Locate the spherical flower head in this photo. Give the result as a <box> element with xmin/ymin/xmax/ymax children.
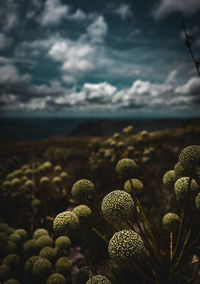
<box><xmin>46</xmin><ymin>273</ymin><xmax>66</xmax><ymax>284</ymax></box>
<box><xmin>86</xmin><ymin>275</ymin><xmax>111</xmax><ymax>284</ymax></box>
<box><xmin>73</xmin><ymin>205</ymin><xmax>92</xmax><ymax>223</ymax></box>
<box><xmin>33</xmin><ymin>258</ymin><xmax>52</xmax><ymax>279</ymax></box>
<box><xmin>13</xmin><ymin>169</ymin><xmax>23</xmax><ymax>178</ymax></box>
<box><xmin>53</xmin><ymin>211</ymin><xmax>79</xmax><ymax>235</ymax></box>
<box><xmin>53</xmin><ymin>176</ymin><xmax>62</xmax><ymax>186</ymax></box>
<box><xmin>0</xmin><ymin>222</ymin><xmax>9</xmax><ymax>232</ymax></box>
<box><xmin>113</xmin><ymin>132</ymin><xmax>121</xmax><ymax>140</ymax></box>
<box><xmin>24</xmin><ymin>180</ymin><xmax>33</xmax><ymax>190</ymax></box>
<box><xmin>174</xmin><ymin>162</ymin><xmax>190</xmax><ymax>179</ymax></box>
<box><xmin>123</xmin><ymin>125</ymin><xmax>134</xmax><ymax>135</ymax></box>
<box><xmin>76</xmin><ymin>266</ymin><xmax>94</xmax><ymax>284</ymax></box>
<box><xmin>108</xmin><ymin>230</ymin><xmax>145</xmax><ymax>265</ymax></box>
<box><xmin>6</xmin><ymin>241</ymin><xmax>17</xmax><ymax>254</ymax></box>
<box><xmin>40</xmin><ymin>176</ymin><xmax>50</xmax><ymax>186</ymax></box>
<box><xmin>115</xmin><ymin>158</ymin><xmax>138</xmax><ymax>179</ymax></box>
<box><xmin>162</xmin><ymin>213</ymin><xmax>180</xmax><ymax>231</ymax></box>
<box><xmin>54</xmin><ymin>166</ymin><xmax>62</xmax><ymax>173</ymax></box>
<box><xmin>195</xmin><ymin>193</ymin><xmax>200</xmax><ymax>210</ymax></box>
<box><xmin>39</xmin><ymin>246</ymin><xmax>56</xmax><ymax>262</ymax></box>
<box><xmin>101</xmin><ymin>190</ymin><xmax>134</xmax><ymax>224</ymax></box>
<box><xmin>24</xmin><ymin>168</ymin><xmax>33</xmax><ymax>178</ymax></box>
<box><xmin>2</xmin><ymin>254</ymin><xmax>20</xmax><ymax>270</ymax></box>
<box><xmin>71</xmin><ymin>179</ymin><xmax>95</xmax><ymax>203</ymax></box>
<box><xmin>0</xmin><ymin>264</ymin><xmax>10</xmax><ymax>281</ymax></box>
<box><xmin>55</xmin><ymin>236</ymin><xmax>71</xmax><ymax>250</ymax></box>
<box><xmin>33</xmin><ymin>228</ymin><xmax>49</xmax><ymax>239</ymax></box>
<box><xmin>24</xmin><ymin>255</ymin><xmax>41</xmax><ymax>275</ymax></box>
<box><xmin>140</xmin><ymin>130</ymin><xmax>149</xmax><ymax>138</ymax></box>
<box><xmin>124</xmin><ymin>179</ymin><xmax>144</xmax><ymax>195</ymax></box>
<box><xmin>14</xmin><ymin>229</ymin><xmax>28</xmax><ymax>241</ymax></box>
<box><xmin>127</xmin><ymin>146</ymin><xmax>135</xmax><ymax>154</ymax></box>
<box><xmin>4</xmin><ymin>279</ymin><xmax>20</xmax><ymax>284</ymax></box>
<box><xmin>162</xmin><ymin>170</ymin><xmax>177</xmax><ymax>189</ymax></box>
<box><xmin>174</xmin><ymin>177</ymin><xmax>199</xmax><ymax>201</ymax></box>
<box><xmin>22</xmin><ymin>164</ymin><xmax>29</xmax><ymax>171</ymax></box>
<box><xmin>179</xmin><ymin>145</ymin><xmax>200</xmax><ymax>171</ymax></box>
<box><xmin>43</xmin><ymin>161</ymin><xmax>52</xmax><ymax>170</ymax></box>
<box><xmin>117</xmin><ymin>141</ymin><xmax>125</xmax><ymax>149</ymax></box>
<box><xmin>60</xmin><ymin>172</ymin><xmax>69</xmax><ymax>182</ymax></box>
<box><xmin>37</xmin><ymin>235</ymin><xmax>53</xmax><ymax>250</ymax></box>
<box><xmin>2</xmin><ymin>181</ymin><xmax>11</xmax><ymax>190</ymax></box>
<box><xmin>9</xmin><ymin>233</ymin><xmax>21</xmax><ymax>245</ymax></box>
<box><xmin>32</xmin><ymin>198</ymin><xmax>41</xmax><ymax>209</ymax></box>
<box><xmin>23</xmin><ymin>239</ymin><xmax>39</xmax><ymax>256</ymax></box>
<box><xmin>10</xmin><ymin>178</ymin><xmax>21</xmax><ymax>188</ymax></box>
<box><xmin>55</xmin><ymin>257</ymin><xmax>72</xmax><ymax>275</ymax></box>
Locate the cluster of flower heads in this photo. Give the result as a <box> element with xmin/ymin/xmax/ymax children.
<box><xmin>162</xmin><ymin>145</ymin><xmax>200</xmax><ymax>230</ymax></box>
<box><xmin>0</xmin><ymin>222</ymin><xmax>73</xmax><ymax>283</ymax></box>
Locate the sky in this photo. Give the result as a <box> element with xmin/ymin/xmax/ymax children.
<box><xmin>0</xmin><ymin>0</ymin><xmax>200</xmax><ymax>118</ymax></box>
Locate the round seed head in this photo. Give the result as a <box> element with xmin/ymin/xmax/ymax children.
<box><xmin>115</xmin><ymin>158</ymin><xmax>138</xmax><ymax>178</ymax></box>
<box><xmin>195</xmin><ymin>193</ymin><xmax>200</xmax><ymax>209</ymax></box>
<box><xmin>53</xmin><ymin>211</ymin><xmax>79</xmax><ymax>235</ymax></box>
<box><xmin>162</xmin><ymin>213</ymin><xmax>180</xmax><ymax>231</ymax></box>
<box><xmin>9</xmin><ymin>233</ymin><xmax>21</xmax><ymax>245</ymax></box>
<box><xmin>86</xmin><ymin>275</ymin><xmax>111</xmax><ymax>284</ymax></box>
<box><xmin>24</xmin><ymin>255</ymin><xmax>41</xmax><ymax>275</ymax></box>
<box><xmin>32</xmin><ymin>258</ymin><xmax>52</xmax><ymax>279</ymax></box>
<box><xmin>0</xmin><ymin>264</ymin><xmax>10</xmax><ymax>281</ymax></box>
<box><xmin>2</xmin><ymin>254</ymin><xmax>20</xmax><ymax>270</ymax></box>
<box><xmin>55</xmin><ymin>236</ymin><xmax>71</xmax><ymax>250</ymax></box>
<box><xmin>124</xmin><ymin>179</ymin><xmax>144</xmax><ymax>194</ymax></box>
<box><xmin>33</xmin><ymin>228</ymin><xmax>49</xmax><ymax>239</ymax></box>
<box><xmin>40</xmin><ymin>176</ymin><xmax>50</xmax><ymax>186</ymax></box>
<box><xmin>174</xmin><ymin>177</ymin><xmax>199</xmax><ymax>201</ymax></box>
<box><xmin>23</xmin><ymin>239</ymin><xmax>39</xmax><ymax>256</ymax></box>
<box><xmin>60</xmin><ymin>172</ymin><xmax>69</xmax><ymax>182</ymax></box>
<box><xmin>76</xmin><ymin>266</ymin><xmax>94</xmax><ymax>284</ymax></box>
<box><xmin>174</xmin><ymin>162</ymin><xmax>190</xmax><ymax>179</ymax></box>
<box><xmin>55</xmin><ymin>257</ymin><xmax>72</xmax><ymax>275</ymax></box>
<box><xmin>162</xmin><ymin>170</ymin><xmax>177</xmax><ymax>189</ymax></box>
<box><xmin>37</xmin><ymin>235</ymin><xmax>53</xmax><ymax>250</ymax></box>
<box><xmin>39</xmin><ymin>246</ymin><xmax>56</xmax><ymax>262</ymax></box>
<box><xmin>46</xmin><ymin>273</ymin><xmax>66</xmax><ymax>284</ymax></box>
<box><xmin>179</xmin><ymin>145</ymin><xmax>200</xmax><ymax>171</ymax></box>
<box><xmin>53</xmin><ymin>176</ymin><xmax>62</xmax><ymax>186</ymax></box>
<box><xmin>14</xmin><ymin>229</ymin><xmax>28</xmax><ymax>241</ymax></box>
<box><xmin>101</xmin><ymin>190</ymin><xmax>134</xmax><ymax>224</ymax></box>
<box><xmin>73</xmin><ymin>205</ymin><xmax>92</xmax><ymax>223</ymax></box>
<box><xmin>108</xmin><ymin>230</ymin><xmax>145</xmax><ymax>265</ymax></box>
<box><xmin>71</xmin><ymin>179</ymin><xmax>95</xmax><ymax>203</ymax></box>
<box><xmin>54</xmin><ymin>166</ymin><xmax>62</xmax><ymax>173</ymax></box>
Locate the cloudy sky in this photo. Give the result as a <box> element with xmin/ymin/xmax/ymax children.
<box><xmin>0</xmin><ymin>0</ymin><xmax>200</xmax><ymax>117</ymax></box>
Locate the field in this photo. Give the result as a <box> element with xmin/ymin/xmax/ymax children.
<box><xmin>1</xmin><ymin>123</ymin><xmax>200</xmax><ymax>284</ymax></box>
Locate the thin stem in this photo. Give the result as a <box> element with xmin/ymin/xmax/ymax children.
<box><xmin>181</xmin><ymin>14</ymin><xmax>200</xmax><ymax>77</ymax></box>
<box><xmin>92</xmin><ymin>226</ymin><xmax>109</xmax><ymax>244</ymax></box>
<box><xmin>170</xmin><ymin>232</ymin><xmax>173</xmax><ymax>263</ymax></box>
<box><xmin>173</xmin><ymin>229</ymin><xmax>191</xmax><ymax>271</ymax></box>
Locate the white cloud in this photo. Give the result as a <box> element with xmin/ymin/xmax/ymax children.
<box><xmin>48</xmin><ymin>39</ymin><xmax>95</xmax><ymax>77</ymax></box>
<box><xmin>175</xmin><ymin>77</ymin><xmax>200</xmax><ymax>94</ymax></box>
<box><xmin>40</xmin><ymin>0</ymin><xmax>69</xmax><ymax>26</ymax></box>
<box><xmin>153</xmin><ymin>0</ymin><xmax>200</xmax><ymax>20</ymax></box>
<box><xmin>87</xmin><ymin>15</ymin><xmax>108</xmax><ymax>43</ymax></box>
<box><xmin>114</xmin><ymin>4</ymin><xmax>133</xmax><ymax>20</ymax></box>
<box><xmin>69</xmin><ymin>9</ymin><xmax>87</xmax><ymax>21</ymax></box>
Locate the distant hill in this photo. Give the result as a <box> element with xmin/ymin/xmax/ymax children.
<box><xmin>69</xmin><ymin>117</ymin><xmax>200</xmax><ymax>137</ymax></box>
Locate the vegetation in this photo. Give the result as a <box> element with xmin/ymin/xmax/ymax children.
<box><xmin>0</xmin><ymin>124</ymin><xmax>200</xmax><ymax>283</ymax></box>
